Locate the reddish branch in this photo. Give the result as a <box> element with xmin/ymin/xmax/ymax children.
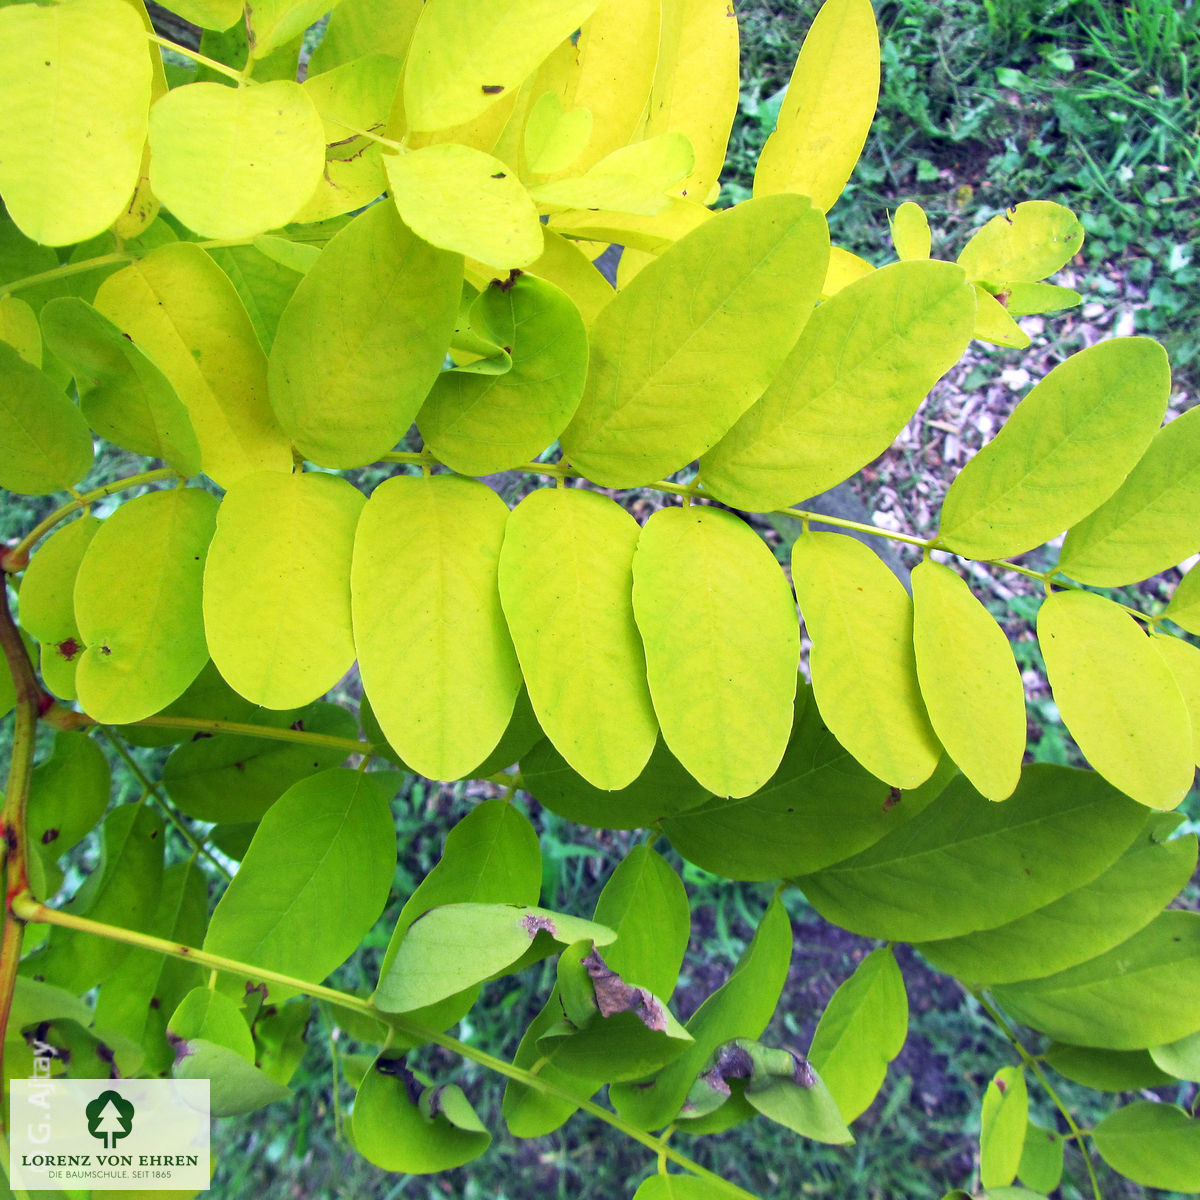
<box><xmin>0</xmin><ymin>574</ymin><xmax>45</xmax><ymax>1129</ymax></box>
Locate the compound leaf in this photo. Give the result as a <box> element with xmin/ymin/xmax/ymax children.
<box><xmin>0</xmin><ymin>343</ymin><xmax>93</xmax><ymax>496</ymax></box>
<box><xmin>203</xmin><ymin>470</ymin><xmax>364</xmax><ymax>708</ymax></box>
<box><xmin>268</xmin><ymin>201</ymin><xmax>461</xmax><ymax>468</ymax></box>
<box><xmin>40</xmin><ymin>297</ymin><xmax>201</xmax><ymax>475</ymax></box>
<box><xmin>420</xmin><ymin>275</ymin><xmax>588</xmax><ymax>475</ymax></box>
<box><xmin>1058</xmin><ymin>404</ymin><xmax>1200</xmax><ymax>586</ymax></box>
<box><xmin>95</xmin><ymin>242</ymin><xmax>292</xmax><ymax>487</ymax></box>
<box><xmin>374</xmin><ymin>903</ymin><xmax>615</xmax><ymax>1013</ymax></box>
<box><xmin>917</xmin><ymin>815</ymin><xmax>1197</xmax><ymax>985</ymax></box>
<box><xmin>808</xmin><ymin>946</ymin><xmax>907</xmax><ymax>1122</ymax></box>
<box><xmin>204</xmin><ymin>768</ymin><xmax>397</xmax><ymax>1002</ymax></box>
<box><xmin>560</xmin><ymin>194</ymin><xmax>829</xmax><ymax>487</ymax></box>
<box><xmin>352</xmin><ymin>475</ymin><xmax>521</xmax><ymax>781</ymax></box>
<box><xmin>402</xmin><ymin>0</ymin><xmax>602</xmax><ymax>132</ymax></box>
<box><xmin>795</xmin><ymin>765</ymin><xmax>1147</xmax><ymax>941</ymax></box>
<box><xmin>753</xmin><ymin>0</ymin><xmax>879</xmax><ymax>212</ymax></box>
<box><xmin>911</xmin><ymin>559</ymin><xmax>1025</xmax><ymax>801</ymax></box>
<box><xmin>0</xmin><ymin>0</ymin><xmax>151</xmax><ymax>245</ymax></box>
<box><xmin>632</xmin><ymin>505</ymin><xmax>799</xmax><ymax>798</ymax></box>
<box><xmin>792</xmin><ymin>532</ymin><xmax>940</xmax><ymax>788</ymax></box>
<box><xmin>938</xmin><ymin>339</ymin><xmax>1170</xmax><ymax>559</ymax></box>
<box><xmin>74</xmin><ymin>488</ymin><xmax>218</xmax><ymax>724</ymax></box>
<box><xmin>610</xmin><ymin>895</ymin><xmax>792</xmax><ymax>1131</ymax></box>
<box><xmin>384</xmin><ymin>145</ymin><xmax>544</xmax><ymax>269</ymax></box>
<box><xmin>1038</xmin><ymin>589</ymin><xmax>1193</xmax><ymax>809</ymax></box>
<box><xmin>993</xmin><ymin>911</ymin><xmax>1200</xmax><ymax>1050</ymax></box>
<box><xmin>701</xmin><ymin>260</ymin><xmax>974</xmax><ymax>511</ymax></box>
<box><xmin>499</xmin><ymin>488</ymin><xmax>657</xmax><ymax>790</ymax></box>
<box><xmin>980</xmin><ymin>1067</ymin><xmax>1028</xmax><ymax>1189</ymax></box>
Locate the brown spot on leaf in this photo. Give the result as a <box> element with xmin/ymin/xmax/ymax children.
<box><xmin>582</xmin><ymin>947</ymin><xmax>667</xmax><ymax>1031</ymax></box>
<box><xmin>522</xmin><ymin>913</ymin><xmax>557</xmax><ymax>938</ymax></box>
<box><xmin>99</xmin><ymin>644</ymin><xmax>112</xmax><ymax>656</ymax></box>
<box><xmin>375</xmin><ymin>1054</ymin><xmax>422</xmax><ymax>1104</ymax></box>
<box><xmin>481</xmin><ymin>84</ymin><xmax>504</xmax><ymax>94</ymax></box>
<box><xmin>883</xmin><ymin>786</ymin><xmax>901</xmax><ymax>812</ymax></box>
<box><xmin>41</xmin><ymin>828</ymin><xmax>60</xmax><ymax>845</ymax></box>
<box><xmin>495</xmin><ymin>268</ymin><xmax>523</xmax><ymax>292</ymax></box>
<box><xmin>56</xmin><ymin>637</ymin><xmax>80</xmax><ymax>660</ymax></box>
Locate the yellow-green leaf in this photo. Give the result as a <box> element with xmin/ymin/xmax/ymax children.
<box><xmin>39</xmin><ymin>297</ymin><xmax>202</xmax><ymax>476</ymax></box>
<box><xmin>0</xmin><ymin>343</ymin><xmax>93</xmax><ymax>496</ymax></box>
<box><xmin>402</xmin><ymin>0</ymin><xmax>602</xmax><ymax>133</ymax></box>
<box><xmin>1038</xmin><ymin>589</ymin><xmax>1193</xmax><ymax>809</ymax></box>
<box><xmin>547</xmin><ymin>197</ymin><xmax>712</xmax><ymax>255</ymax></box>
<box><xmin>499</xmin><ymin>488</ymin><xmax>657</xmax><ymax>790</ymax></box>
<box><xmin>530</xmin><ymin>134</ymin><xmax>695</xmax><ymax>215</ymax></box>
<box><xmin>384</xmin><ymin>144</ymin><xmax>544</xmax><ymax>269</ymax></box>
<box><xmin>792</xmin><ymin>532</ymin><xmax>940</xmax><ymax>788</ymax></box>
<box><xmin>246</xmin><ymin>0</ymin><xmax>337</xmax><ymax>59</ymax></box>
<box><xmin>911</xmin><ymin>560</ymin><xmax>1025</xmax><ymax>801</ymax></box>
<box><xmin>980</xmin><ymin>1067</ymin><xmax>1028</xmax><ymax>1189</ymax></box>
<box><xmin>808</xmin><ymin>946</ymin><xmax>908</xmax><ymax>1123</ymax></box>
<box><xmin>1151</xmin><ymin>635</ymin><xmax>1200</xmax><ymax>767</ymax></box>
<box><xmin>561</xmin><ymin>194</ymin><xmax>830</xmax><ymax>487</ymax></box>
<box><xmin>632</xmin><ymin>506</ymin><xmax>799</xmax><ymax>798</ymax></box>
<box><xmin>957</xmin><ymin>201</ymin><xmax>1084</xmax><ymax>287</ymax></box>
<box><xmin>523</xmin><ymin>92</ymin><xmax>593</xmax><ymax>176</ymax></box>
<box><xmin>938</xmin><ymin>338</ymin><xmax>1170</xmax><ymax>560</ymax></box>
<box><xmin>1093</xmin><ymin>1102</ymin><xmax>1200</xmax><ymax>1193</ymax></box>
<box><xmin>753</xmin><ymin>0</ymin><xmax>879</xmax><ymax>212</ymax></box>
<box><xmin>525</xmin><ymin>231</ymin><xmax>614</xmax><ymax>326</ymax></box>
<box><xmin>640</xmin><ymin>0</ymin><xmax>740</xmax><ymax>204</ymax></box>
<box><xmin>352</xmin><ymin>475</ymin><xmax>521</xmax><ymax>780</ymax></box>
<box><xmin>701</xmin><ymin>260</ymin><xmax>975</xmax><ymax>511</ymax></box>
<box><xmin>268</xmin><ymin>202</ymin><xmax>461</xmax><ymax>468</ymax></box>
<box><xmin>308</xmin><ymin>0</ymin><xmax>421</xmax><ymax>73</ymax></box>
<box><xmin>1167</xmin><ymin>563</ymin><xmax>1200</xmax><ymax>636</ymax></box>
<box><xmin>1006</xmin><ymin>281</ymin><xmax>1081</xmax><ymax>315</ymax></box>
<box><xmin>531</xmin><ymin>0</ymin><xmax>658</xmax><ymax>175</ymax></box>
<box><xmin>203</xmin><ymin>471</ymin><xmax>365</xmax><ymax>709</ymax></box>
<box><xmin>418</xmin><ymin>274</ymin><xmax>588</xmax><ymax>475</ymax></box>
<box><xmin>1058</xmin><ymin>406</ymin><xmax>1200</xmax><ymax>586</ymax></box>
<box><xmin>161</xmin><ymin>0</ymin><xmax>241</xmax><ymax>29</ymax></box>
<box><xmin>149</xmin><ymin>81</ymin><xmax>326</xmax><ymax>239</ymax></box>
<box><xmin>95</xmin><ymin>243</ymin><xmax>291</xmax><ymax>487</ymax></box>
<box><xmin>822</xmin><ymin>244</ymin><xmax>874</xmax><ymax>297</ymax></box>
<box><xmin>293</xmin><ymin>54</ymin><xmax>399</xmax><ymax>223</ymax></box>
<box><xmin>891</xmin><ymin>201</ymin><xmax>931</xmax><ymax>260</ymax></box>
<box><xmin>19</xmin><ymin>517</ymin><xmax>102</xmax><ymax>649</ymax></box>
<box><xmin>74</xmin><ymin>488</ymin><xmax>219</xmax><ymax>724</ymax></box>
<box><xmin>0</xmin><ymin>0</ymin><xmax>151</xmax><ymax>246</ymax></box>
<box><xmin>0</xmin><ymin>295</ymin><xmax>41</xmax><ymax>366</ymax></box>
<box><xmin>973</xmin><ymin>285</ymin><xmax>1031</xmax><ymax>349</ymax></box>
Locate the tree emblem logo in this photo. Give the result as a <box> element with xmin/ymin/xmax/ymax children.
<box><xmin>85</xmin><ymin>1090</ymin><xmax>134</xmax><ymax>1149</ymax></box>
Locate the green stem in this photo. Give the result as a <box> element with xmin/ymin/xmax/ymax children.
<box><xmin>5</xmin><ymin>468</ymin><xmax>180</xmax><ymax>568</ymax></box>
<box><xmin>97</xmin><ymin>727</ymin><xmax>233</xmax><ymax>883</ymax></box>
<box><xmin>975</xmin><ymin>992</ymin><xmax>1103</xmax><ymax>1200</ymax></box>
<box><xmin>775</xmin><ymin>502</ymin><xmax>931</xmax><ymax>550</ymax></box>
<box><xmin>11</xmin><ymin>893</ymin><xmax>760</xmax><ymax>1200</ymax></box>
<box><xmin>0</xmin><ymin>253</ymin><xmax>133</xmax><ymax>298</ymax></box>
<box><xmin>146</xmin><ymin>32</ymin><xmax>244</xmax><ymax>83</ymax></box>
<box><xmin>126</xmin><ymin>715</ymin><xmax>375</xmax><ymax>757</ymax></box>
